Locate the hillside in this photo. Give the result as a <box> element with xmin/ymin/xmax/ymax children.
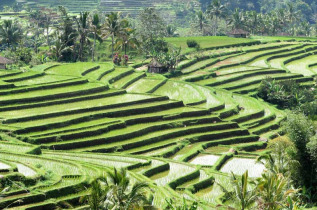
<box><xmin>0</xmin><ymin>36</ymin><xmax>316</xmax><ymax>208</ymax></box>
<box><xmin>16</xmin><ymin>0</ymin><xmax>199</xmax><ymax>16</ymax></box>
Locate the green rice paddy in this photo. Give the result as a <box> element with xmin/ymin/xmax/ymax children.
<box><xmin>0</xmin><ymin>37</ymin><xmax>316</xmax><ymax>209</ymax></box>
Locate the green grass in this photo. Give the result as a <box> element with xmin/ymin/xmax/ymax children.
<box><xmin>166</xmin><ymin>36</ymin><xmax>257</xmax><ymax>54</ymax></box>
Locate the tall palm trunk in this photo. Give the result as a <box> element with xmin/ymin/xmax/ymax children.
<box><xmin>92</xmin><ymin>32</ymin><xmax>96</xmax><ymax>61</ymax></box>
<box><xmin>111</xmin><ymin>33</ymin><xmax>115</xmax><ymax>58</ymax></box>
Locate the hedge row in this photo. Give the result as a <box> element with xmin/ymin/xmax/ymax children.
<box><xmin>17</xmin><ymin>100</ymin><xmax>183</xmax><ymax>135</ymax></box>
<box><xmin>5</xmin><ymin>96</ymin><xmax>169</xmax><ymax>124</ymax></box>
<box><xmin>34</xmin><ymin>121</ymin><xmax>125</xmax><ymax>144</ymax></box>
<box><xmin>0</xmin><ymin>78</ymin><xmax>88</xmax><ymax>96</ymax></box>
<box><xmin>143</xmin><ymin>162</ymin><xmax>169</xmax><ymax>177</ymax></box>
<box><xmin>224</xmin><ymin>74</ymin><xmax>302</xmax><ymax>90</ymax></box>
<box><xmin>147</xmin><ymin>79</ymin><xmax>168</xmax><ymax>93</ymax></box>
<box><xmin>0</xmin><ymin>85</ymin><xmax>109</xmax><ymax>106</ymax></box>
<box><xmin>207</xmin><ymin>69</ymin><xmax>286</xmax><ymax>87</ymax></box>
<box><xmin>186</xmin><ymin>177</ymin><xmax>214</xmax><ymax>194</ymax></box>
<box><xmin>0</xmin><ymin>89</ymin><xmax>126</xmax><ymax>112</ymax></box>
<box><xmin>120</xmin><ymin>73</ymin><xmax>146</xmax><ymax>89</ymax></box>
<box><xmin>58</xmin><ymin>122</ymin><xmax>238</xmax><ymax>151</ymax></box>
<box><xmin>96</xmin><ymin>67</ymin><xmax>115</xmax><ymax>80</ymax></box>
<box><xmin>168</xmin><ymin>170</ymin><xmax>200</xmax><ymax>190</ymax></box>
<box><xmin>233</xmin><ymin>141</ymin><xmax>267</xmax><ymax>152</ymax></box>
<box><xmin>266</xmin><ymin>45</ymin><xmax>317</xmax><ymax>62</ymax></box>
<box><xmin>212</xmin><ymin>152</ymin><xmax>234</xmax><ymax>171</ymax></box>
<box><xmin>3</xmin><ymin>72</ymin><xmax>45</xmax><ymax>83</ymax></box>
<box><xmin>81</xmin><ymin>65</ymin><xmax>100</xmax><ymax>76</ymax></box>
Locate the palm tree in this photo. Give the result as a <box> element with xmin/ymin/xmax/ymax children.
<box><xmin>207</xmin><ymin>0</ymin><xmax>227</xmax><ymax>36</ymax></box>
<box><xmin>218</xmin><ymin>171</ymin><xmax>257</xmax><ymax>210</ymax></box>
<box><xmin>80</xmin><ymin>179</ymin><xmax>110</xmax><ymax>210</ymax></box>
<box><xmin>75</xmin><ymin>11</ymin><xmax>91</xmax><ymax>61</ymax></box>
<box><xmin>227</xmin><ymin>8</ymin><xmax>245</xmax><ymax>30</ymax></box>
<box><xmin>105</xmin><ymin>168</ymin><xmax>151</xmax><ymax>209</ymax></box>
<box><xmin>0</xmin><ymin>20</ymin><xmax>23</xmax><ymax>50</ymax></box>
<box><xmin>103</xmin><ymin>12</ymin><xmax>127</xmax><ymax>58</ymax></box>
<box><xmin>285</xmin><ymin>3</ymin><xmax>300</xmax><ymax>36</ymax></box>
<box><xmin>256</xmin><ymin>173</ymin><xmax>298</xmax><ymax>210</ymax></box>
<box><xmin>245</xmin><ymin>11</ymin><xmax>259</xmax><ymax>35</ymax></box>
<box><xmin>192</xmin><ymin>11</ymin><xmax>210</xmax><ymax>35</ymax></box>
<box><xmin>115</xmin><ymin>27</ymin><xmax>139</xmax><ymax>56</ymax></box>
<box><xmin>90</xmin><ymin>13</ymin><xmax>102</xmax><ymax>61</ymax></box>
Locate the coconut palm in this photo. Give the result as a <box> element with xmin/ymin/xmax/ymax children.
<box><xmin>0</xmin><ymin>20</ymin><xmax>23</xmax><ymax>50</ymax></box>
<box><xmin>80</xmin><ymin>179</ymin><xmax>110</xmax><ymax>210</ymax></box>
<box><xmin>227</xmin><ymin>8</ymin><xmax>245</xmax><ymax>30</ymax></box>
<box><xmin>103</xmin><ymin>12</ymin><xmax>127</xmax><ymax>58</ymax></box>
<box><xmin>105</xmin><ymin>168</ymin><xmax>151</xmax><ymax>209</ymax></box>
<box><xmin>218</xmin><ymin>171</ymin><xmax>257</xmax><ymax>210</ymax></box>
<box><xmin>114</xmin><ymin>20</ymin><xmax>138</xmax><ymax>56</ymax></box>
<box><xmin>75</xmin><ymin>11</ymin><xmax>91</xmax><ymax>61</ymax></box>
<box><xmin>192</xmin><ymin>11</ymin><xmax>210</xmax><ymax>36</ymax></box>
<box><xmin>90</xmin><ymin>13</ymin><xmax>102</xmax><ymax>61</ymax></box>
<box><xmin>285</xmin><ymin>3</ymin><xmax>300</xmax><ymax>36</ymax></box>
<box><xmin>207</xmin><ymin>0</ymin><xmax>227</xmax><ymax>36</ymax></box>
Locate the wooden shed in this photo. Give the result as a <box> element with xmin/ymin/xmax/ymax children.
<box><xmin>148</xmin><ymin>58</ymin><xmax>168</xmax><ymax>74</ymax></box>
<box><xmin>228</xmin><ymin>29</ymin><xmax>250</xmax><ymax>38</ymax></box>
<box><xmin>0</xmin><ymin>57</ymin><xmax>13</xmax><ymax>69</ymax></box>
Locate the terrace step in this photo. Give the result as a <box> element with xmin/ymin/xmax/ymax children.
<box><xmin>112</xmin><ymin>72</ymin><xmax>146</xmax><ymax>89</ymax></box>
<box><xmin>2</xmin><ymin>71</ymin><xmax>44</xmax><ymax>83</ymax></box>
<box><xmin>3</xmin><ymin>94</ymin><xmax>168</xmax><ymax>124</ymax></box>
<box><xmin>31</xmin><ymin>121</ymin><xmax>126</xmax><ymax>144</ymax></box>
<box><xmin>197</xmin><ymin>69</ymin><xmax>286</xmax><ymax>87</ymax></box>
<box><xmin>11</xmin><ymin>100</ymin><xmax>185</xmax><ymax>132</ymax></box>
<box><xmin>127</xmin><ymin>78</ymin><xmax>167</xmax><ymax>93</ymax></box>
<box><xmin>217</xmin><ymin>73</ymin><xmax>303</xmax><ymax>90</ymax></box>
<box><xmin>44</xmin><ymin>115</ymin><xmax>224</xmax><ymax>150</ymax></box>
<box><xmin>100</xmin><ymin>67</ymin><xmax>134</xmax><ymax>84</ymax></box>
<box><xmin>85</xmin><ymin>126</ymin><xmax>248</xmax><ymax>153</ymax></box>
<box><xmin>0</xmin><ymin>89</ymin><xmax>126</xmax><ymax>112</ymax></box>
<box><xmin>0</xmin><ymin>82</ymin><xmax>108</xmax><ymax>105</ymax></box>
<box><xmin>0</xmin><ymin>78</ymin><xmax>88</xmax><ymax>96</ymax></box>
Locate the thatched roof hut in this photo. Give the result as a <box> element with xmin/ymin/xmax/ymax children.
<box><xmin>0</xmin><ymin>57</ymin><xmax>13</xmax><ymax>69</ymax></box>
<box><xmin>148</xmin><ymin>58</ymin><xmax>168</xmax><ymax>74</ymax></box>
<box><xmin>228</xmin><ymin>29</ymin><xmax>250</xmax><ymax>38</ymax></box>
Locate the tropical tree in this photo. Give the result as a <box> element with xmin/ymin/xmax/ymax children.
<box><xmin>227</xmin><ymin>8</ymin><xmax>245</xmax><ymax>30</ymax></box>
<box><xmin>285</xmin><ymin>3</ymin><xmax>300</xmax><ymax>36</ymax></box>
<box><xmin>255</xmin><ymin>173</ymin><xmax>299</xmax><ymax>210</ymax></box>
<box><xmin>57</xmin><ymin>6</ymin><xmax>78</xmax><ymax>61</ymax></box>
<box><xmin>90</xmin><ymin>13</ymin><xmax>102</xmax><ymax>61</ymax></box>
<box><xmin>103</xmin><ymin>12</ymin><xmax>127</xmax><ymax>58</ymax></box>
<box><xmin>115</xmin><ymin>27</ymin><xmax>138</xmax><ymax>56</ymax></box>
<box><xmin>192</xmin><ymin>11</ymin><xmax>210</xmax><ymax>35</ymax></box>
<box><xmin>80</xmin><ymin>179</ymin><xmax>110</xmax><ymax>210</ymax></box>
<box><xmin>0</xmin><ymin>20</ymin><xmax>23</xmax><ymax>50</ymax></box>
<box><xmin>75</xmin><ymin>11</ymin><xmax>91</xmax><ymax>61</ymax></box>
<box><xmin>256</xmin><ymin>137</ymin><xmax>299</xmax><ymax>179</ymax></box>
<box><xmin>218</xmin><ymin>171</ymin><xmax>257</xmax><ymax>210</ymax></box>
<box><xmin>105</xmin><ymin>168</ymin><xmax>151</xmax><ymax>209</ymax></box>
<box><xmin>207</xmin><ymin>0</ymin><xmax>227</xmax><ymax>36</ymax></box>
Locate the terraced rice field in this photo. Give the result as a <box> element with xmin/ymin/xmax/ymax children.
<box><xmin>0</xmin><ymin>39</ymin><xmax>316</xmax><ymax>209</ymax></box>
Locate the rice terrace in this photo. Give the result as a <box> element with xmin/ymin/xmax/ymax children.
<box><xmin>0</xmin><ymin>0</ymin><xmax>316</xmax><ymax>209</ymax></box>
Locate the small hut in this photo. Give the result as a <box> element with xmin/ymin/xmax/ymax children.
<box><xmin>148</xmin><ymin>58</ymin><xmax>168</xmax><ymax>74</ymax></box>
<box><xmin>0</xmin><ymin>57</ymin><xmax>13</xmax><ymax>69</ymax></box>
<box><xmin>228</xmin><ymin>29</ymin><xmax>250</xmax><ymax>38</ymax></box>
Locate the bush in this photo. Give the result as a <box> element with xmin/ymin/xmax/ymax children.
<box><xmin>187</xmin><ymin>39</ymin><xmax>199</xmax><ymax>48</ymax></box>
<box><xmin>282</xmin><ymin>111</ymin><xmax>317</xmax><ymax>195</ymax></box>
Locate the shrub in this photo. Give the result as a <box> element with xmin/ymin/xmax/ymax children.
<box><xmin>282</xmin><ymin>111</ymin><xmax>317</xmax><ymax>195</ymax></box>
<box><xmin>186</xmin><ymin>39</ymin><xmax>199</xmax><ymax>48</ymax></box>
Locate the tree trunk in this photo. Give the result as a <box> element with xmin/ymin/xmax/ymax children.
<box><xmin>111</xmin><ymin>34</ymin><xmax>114</xmax><ymax>58</ymax></box>
<box><xmin>92</xmin><ymin>32</ymin><xmax>96</xmax><ymax>61</ymax></box>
